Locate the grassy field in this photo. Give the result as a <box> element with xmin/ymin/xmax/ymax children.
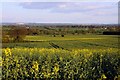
<box><xmin>2</xmin><ymin>34</ymin><xmax>119</xmax><ymax>49</ymax></box>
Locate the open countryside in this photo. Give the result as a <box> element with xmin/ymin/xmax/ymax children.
<box><xmin>1</xmin><ymin>24</ymin><xmax>120</xmax><ymax>80</ymax></box>
<box><xmin>1</xmin><ymin>1</ymin><xmax>120</xmax><ymax>80</ymax></box>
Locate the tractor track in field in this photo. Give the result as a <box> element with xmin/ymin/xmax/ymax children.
<box><xmin>49</xmin><ymin>42</ymin><xmax>71</xmax><ymax>51</ymax></box>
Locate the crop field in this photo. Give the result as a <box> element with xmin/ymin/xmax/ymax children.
<box><xmin>1</xmin><ymin>23</ymin><xmax>120</xmax><ymax>79</ymax></box>
<box><xmin>2</xmin><ymin>34</ymin><xmax>120</xmax><ymax>79</ymax></box>
<box><xmin>2</xmin><ymin>48</ymin><xmax>120</xmax><ymax>79</ymax></box>
<box><xmin>2</xmin><ymin>1</ymin><xmax>120</xmax><ymax>79</ymax></box>
<box><xmin>2</xmin><ymin>34</ymin><xmax>119</xmax><ymax>49</ymax></box>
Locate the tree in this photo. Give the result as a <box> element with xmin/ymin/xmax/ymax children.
<box><xmin>2</xmin><ymin>31</ymin><xmax>10</xmax><ymax>43</ymax></box>
<box><xmin>9</xmin><ymin>26</ymin><xmax>28</xmax><ymax>42</ymax></box>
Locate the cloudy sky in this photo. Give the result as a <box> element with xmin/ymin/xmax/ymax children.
<box><xmin>1</xmin><ymin>1</ymin><xmax>118</xmax><ymax>24</ymax></box>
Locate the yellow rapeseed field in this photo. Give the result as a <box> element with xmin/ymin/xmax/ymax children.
<box><xmin>2</xmin><ymin>48</ymin><xmax>120</xmax><ymax>79</ymax></box>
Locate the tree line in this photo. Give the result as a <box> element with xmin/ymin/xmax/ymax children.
<box><xmin>2</xmin><ymin>24</ymin><xmax>119</xmax><ymax>43</ymax></box>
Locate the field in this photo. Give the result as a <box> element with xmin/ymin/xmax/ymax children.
<box><xmin>2</xmin><ymin>34</ymin><xmax>120</xmax><ymax>79</ymax></box>
<box><xmin>2</xmin><ymin>1</ymin><xmax>120</xmax><ymax>79</ymax></box>
<box><xmin>2</xmin><ymin>48</ymin><xmax>120</xmax><ymax>79</ymax></box>
<box><xmin>1</xmin><ymin>23</ymin><xmax>120</xmax><ymax>80</ymax></box>
<box><xmin>2</xmin><ymin>34</ymin><xmax>119</xmax><ymax>49</ymax></box>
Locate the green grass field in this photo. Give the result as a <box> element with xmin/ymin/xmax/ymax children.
<box><xmin>2</xmin><ymin>34</ymin><xmax>119</xmax><ymax>49</ymax></box>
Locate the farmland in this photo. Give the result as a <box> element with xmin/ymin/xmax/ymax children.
<box><xmin>2</xmin><ymin>34</ymin><xmax>119</xmax><ymax>49</ymax></box>
<box><xmin>2</xmin><ymin>48</ymin><xmax>120</xmax><ymax>79</ymax></box>
<box><xmin>1</xmin><ymin>24</ymin><xmax>120</xmax><ymax>79</ymax></box>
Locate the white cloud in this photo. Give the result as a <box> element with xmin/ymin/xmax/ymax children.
<box><xmin>2</xmin><ymin>1</ymin><xmax>118</xmax><ymax>23</ymax></box>
<box><xmin>19</xmin><ymin>2</ymin><xmax>117</xmax><ymax>13</ymax></box>
<box><xmin>59</xmin><ymin>4</ymin><xmax>67</xmax><ymax>8</ymax></box>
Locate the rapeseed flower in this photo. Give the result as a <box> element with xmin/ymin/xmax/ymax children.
<box><xmin>32</xmin><ymin>61</ymin><xmax>39</xmax><ymax>71</ymax></box>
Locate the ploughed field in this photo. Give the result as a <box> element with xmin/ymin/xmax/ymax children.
<box><xmin>1</xmin><ymin>34</ymin><xmax>120</xmax><ymax>79</ymax></box>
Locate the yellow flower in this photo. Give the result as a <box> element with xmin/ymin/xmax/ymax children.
<box><xmin>53</xmin><ymin>63</ymin><xmax>59</xmax><ymax>73</ymax></box>
<box><xmin>101</xmin><ymin>74</ymin><xmax>107</xmax><ymax>79</ymax></box>
<box><xmin>4</xmin><ymin>48</ymin><xmax>11</xmax><ymax>56</ymax></box>
<box><xmin>32</xmin><ymin>61</ymin><xmax>39</xmax><ymax>71</ymax></box>
<box><xmin>44</xmin><ymin>73</ymin><xmax>51</xmax><ymax>78</ymax></box>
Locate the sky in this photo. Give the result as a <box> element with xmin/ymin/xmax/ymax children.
<box><xmin>1</xmin><ymin>1</ymin><xmax>119</xmax><ymax>24</ymax></box>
